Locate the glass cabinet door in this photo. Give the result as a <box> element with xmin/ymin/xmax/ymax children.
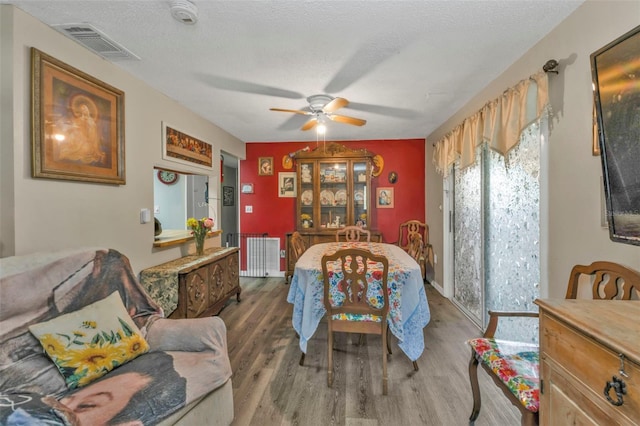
<box><xmin>294</xmin><ymin>142</ymin><xmax>375</xmax><ymax>233</ymax></box>
<box><xmin>319</xmin><ymin>161</ymin><xmax>348</xmax><ymax>229</ymax></box>
<box><xmin>298</xmin><ymin>162</ymin><xmax>314</xmax><ymax>229</ymax></box>
<box><xmin>352</xmin><ymin>161</ymin><xmax>368</xmax><ymax>227</ymax></box>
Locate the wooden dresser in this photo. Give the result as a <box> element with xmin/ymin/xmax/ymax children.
<box><xmin>535</xmin><ymin>299</ymin><xmax>640</xmax><ymax>425</ymax></box>
<box><xmin>140</xmin><ymin>247</ymin><xmax>240</xmax><ymax>319</ymax></box>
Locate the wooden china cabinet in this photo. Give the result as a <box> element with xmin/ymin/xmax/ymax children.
<box><xmin>284</xmin><ymin>142</ymin><xmax>382</xmax><ymax>282</ymax></box>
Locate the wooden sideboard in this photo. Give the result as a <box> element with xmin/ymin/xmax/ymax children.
<box><xmin>536</xmin><ymin>299</ymin><xmax>640</xmax><ymax>425</ymax></box>
<box><xmin>284</xmin><ymin>230</ymin><xmax>382</xmax><ymax>283</ymax></box>
<box><xmin>140</xmin><ymin>247</ymin><xmax>240</xmax><ymax>318</ymax></box>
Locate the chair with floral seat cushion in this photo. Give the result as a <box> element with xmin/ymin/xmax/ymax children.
<box><xmin>467</xmin><ymin>261</ymin><xmax>640</xmax><ymax>426</ymax></box>
<box><xmin>322</xmin><ymin>248</ymin><xmax>390</xmax><ymax>394</ymax></box>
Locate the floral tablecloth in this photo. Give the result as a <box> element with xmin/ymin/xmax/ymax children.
<box><xmin>287</xmin><ymin>242</ymin><xmax>431</xmax><ymax>361</ymax></box>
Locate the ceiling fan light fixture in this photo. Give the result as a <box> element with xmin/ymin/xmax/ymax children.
<box><xmin>307</xmin><ymin>94</ymin><xmax>334</xmax><ymax>112</ymax></box>
<box><xmin>316</xmin><ymin>114</ymin><xmax>327</xmax><ymax>135</ymax></box>
<box><xmin>270</xmin><ymin>94</ymin><xmax>365</xmax><ymax>132</ymax></box>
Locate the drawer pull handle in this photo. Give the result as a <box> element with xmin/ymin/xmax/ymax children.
<box><xmin>618</xmin><ymin>353</ymin><xmax>629</xmax><ymax>378</ymax></box>
<box><xmin>604</xmin><ymin>376</ymin><xmax>627</xmax><ymax>406</ymax></box>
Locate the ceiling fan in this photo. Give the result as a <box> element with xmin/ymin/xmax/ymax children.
<box><xmin>270</xmin><ymin>94</ymin><xmax>366</xmax><ymax>131</ymax></box>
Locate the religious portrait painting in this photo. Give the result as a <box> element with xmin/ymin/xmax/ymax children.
<box><xmin>376</xmin><ymin>187</ymin><xmax>394</xmax><ymax>208</ymax></box>
<box><xmin>162</xmin><ymin>123</ymin><xmax>213</xmax><ymax>170</ymax></box>
<box><xmin>31</xmin><ymin>48</ymin><xmax>125</xmax><ymax>184</ymax></box>
<box><xmin>258</xmin><ymin>157</ymin><xmax>274</xmax><ymax>176</ymax></box>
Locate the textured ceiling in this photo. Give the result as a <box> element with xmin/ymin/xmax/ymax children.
<box><xmin>3</xmin><ymin>0</ymin><xmax>584</xmax><ymax>143</ymax></box>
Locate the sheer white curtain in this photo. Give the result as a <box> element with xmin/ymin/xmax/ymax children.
<box><xmin>437</xmin><ymin>69</ymin><xmax>550</xmax><ymax>341</ymax></box>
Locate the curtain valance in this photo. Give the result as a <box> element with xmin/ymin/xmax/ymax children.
<box><xmin>432</xmin><ymin>70</ymin><xmax>550</xmax><ymax>177</ymax></box>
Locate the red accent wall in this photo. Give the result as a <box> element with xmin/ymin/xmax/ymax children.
<box><xmin>240</xmin><ymin>139</ymin><xmax>426</xmax><ymax>270</ymax></box>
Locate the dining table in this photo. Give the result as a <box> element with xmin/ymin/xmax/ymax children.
<box><xmin>287</xmin><ymin>241</ymin><xmax>431</xmax><ymax>362</ymax></box>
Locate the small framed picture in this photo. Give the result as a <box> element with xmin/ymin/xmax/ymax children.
<box><xmin>278</xmin><ymin>172</ymin><xmax>296</xmax><ymax>197</ymax></box>
<box><xmin>223</xmin><ymin>186</ymin><xmax>234</xmax><ymax>206</ymax></box>
<box><xmin>376</xmin><ymin>187</ymin><xmax>394</xmax><ymax>208</ymax></box>
<box><xmin>258</xmin><ymin>157</ymin><xmax>273</xmax><ymax>176</ymax></box>
<box><xmin>241</xmin><ymin>183</ymin><xmax>254</xmax><ymax>194</ymax></box>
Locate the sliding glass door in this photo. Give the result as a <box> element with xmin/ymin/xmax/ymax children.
<box><xmin>452</xmin><ymin>122</ymin><xmax>542</xmax><ymax>342</ymax></box>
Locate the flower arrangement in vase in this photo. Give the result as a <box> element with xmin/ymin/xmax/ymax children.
<box><xmin>187</xmin><ymin>217</ymin><xmax>214</xmax><ymax>255</ymax></box>
<box><xmin>300</xmin><ymin>213</ymin><xmax>311</xmax><ymax>228</ymax></box>
<box><xmin>357</xmin><ymin>213</ymin><xmax>367</xmax><ymax>227</ymax></box>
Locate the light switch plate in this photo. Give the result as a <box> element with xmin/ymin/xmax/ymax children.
<box><xmin>245</xmin><ymin>205</ymin><xmax>253</xmax><ymax>213</ymax></box>
<box><xmin>140</xmin><ymin>208</ymin><xmax>151</xmax><ymax>224</ymax></box>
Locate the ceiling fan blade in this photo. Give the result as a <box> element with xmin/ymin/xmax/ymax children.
<box><xmin>347</xmin><ymin>102</ymin><xmax>421</xmax><ymax>119</ymax></box>
<box><xmin>270</xmin><ymin>108</ymin><xmax>312</xmax><ymax>116</ymax></box>
<box><xmin>195</xmin><ymin>73</ymin><xmax>304</xmax><ymax>99</ymax></box>
<box><xmin>328</xmin><ymin>114</ymin><xmax>366</xmax><ymax>126</ymax></box>
<box><xmin>301</xmin><ymin>118</ymin><xmax>318</xmax><ymax>131</ymax></box>
<box><xmin>277</xmin><ymin>114</ymin><xmax>309</xmax><ymax>131</ymax></box>
<box><xmin>322</xmin><ymin>97</ymin><xmax>349</xmax><ymax>113</ymax></box>
<box><xmin>324</xmin><ymin>30</ymin><xmax>420</xmax><ymax>93</ymax></box>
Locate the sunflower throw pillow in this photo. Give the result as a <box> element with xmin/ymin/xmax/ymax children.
<box><xmin>29</xmin><ymin>291</ymin><xmax>150</xmax><ymax>389</ymax></box>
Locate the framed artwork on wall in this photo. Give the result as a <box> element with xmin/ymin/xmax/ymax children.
<box><xmin>223</xmin><ymin>186</ymin><xmax>234</xmax><ymax>206</ymax></box>
<box><xmin>376</xmin><ymin>187</ymin><xmax>394</xmax><ymax>208</ymax></box>
<box><xmin>258</xmin><ymin>157</ymin><xmax>273</xmax><ymax>176</ymax></box>
<box><xmin>241</xmin><ymin>183</ymin><xmax>254</xmax><ymax>194</ymax></box>
<box><xmin>278</xmin><ymin>172</ymin><xmax>296</xmax><ymax>197</ymax></box>
<box><xmin>162</xmin><ymin>122</ymin><xmax>213</xmax><ymax>169</ymax></box>
<box><xmin>31</xmin><ymin>47</ymin><xmax>125</xmax><ymax>184</ymax></box>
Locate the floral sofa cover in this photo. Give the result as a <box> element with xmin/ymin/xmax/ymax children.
<box><xmin>0</xmin><ymin>248</ymin><xmax>233</xmax><ymax>425</ymax></box>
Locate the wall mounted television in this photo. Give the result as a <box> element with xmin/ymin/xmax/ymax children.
<box><xmin>591</xmin><ymin>24</ymin><xmax>640</xmax><ymax>246</ymax></box>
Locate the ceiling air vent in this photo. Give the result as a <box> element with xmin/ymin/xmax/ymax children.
<box><xmin>53</xmin><ymin>23</ymin><xmax>140</xmax><ymax>61</ymax></box>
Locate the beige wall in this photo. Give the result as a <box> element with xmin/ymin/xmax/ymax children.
<box><xmin>0</xmin><ymin>6</ymin><xmax>246</xmax><ymax>272</ymax></box>
<box><xmin>426</xmin><ymin>0</ymin><xmax>639</xmax><ymax>298</ymax></box>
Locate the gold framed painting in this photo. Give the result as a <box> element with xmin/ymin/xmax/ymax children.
<box><xmin>31</xmin><ymin>48</ymin><xmax>125</xmax><ymax>184</ymax></box>
<box><xmin>258</xmin><ymin>157</ymin><xmax>273</xmax><ymax>176</ymax></box>
<box><xmin>162</xmin><ymin>122</ymin><xmax>213</xmax><ymax>169</ymax></box>
<box><xmin>376</xmin><ymin>187</ymin><xmax>394</xmax><ymax>208</ymax></box>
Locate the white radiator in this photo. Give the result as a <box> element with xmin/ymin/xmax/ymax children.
<box><xmin>243</xmin><ymin>237</ymin><xmax>280</xmax><ymax>277</ymax></box>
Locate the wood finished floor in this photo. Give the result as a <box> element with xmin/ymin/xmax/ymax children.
<box><xmin>217</xmin><ymin>277</ymin><xmax>520</xmax><ymax>426</ymax></box>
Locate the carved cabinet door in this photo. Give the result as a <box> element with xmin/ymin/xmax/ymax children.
<box><xmin>209</xmin><ymin>261</ymin><xmax>226</xmax><ymax>303</ymax></box>
<box><xmin>225</xmin><ymin>253</ymin><xmax>239</xmax><ymax>293</ymax></box>
<box><xmin>184</xmin><ymin>268</ymin><xmax>209</xmax><ymax>318</ymax></box>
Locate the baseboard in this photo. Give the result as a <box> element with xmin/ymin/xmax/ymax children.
<box><xmin>429</xmin><ymin>280</ymin><xmax>445</xmax><ymax>296</ymax></box>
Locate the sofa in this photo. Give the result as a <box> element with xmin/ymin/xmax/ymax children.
<box><xmin>0</xmin><ymin>248</ymin><xmax>234</xmax><ymax>425</ymax></box>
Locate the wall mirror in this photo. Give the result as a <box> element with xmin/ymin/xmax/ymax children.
<box><xmin>153</xmin><ymin>167</ymin><xmax>213</xmax><ymax>246</ymax></box>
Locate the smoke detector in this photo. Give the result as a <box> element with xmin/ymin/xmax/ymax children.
<box><xmin>170</xmin><ymin>0</ymin><xmax>198</xmax><ymax>25</ymax></box>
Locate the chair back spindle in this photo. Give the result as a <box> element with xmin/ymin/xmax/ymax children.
<box><xmin>336</xmin><ymin>226</ymin><xmax>371</xmax><ymax>242</ymax></box>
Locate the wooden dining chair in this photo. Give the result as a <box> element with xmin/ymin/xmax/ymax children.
<box><xmin>336</xmin><ymin>226</ymin><xmax>371</xmax><ymax>242</ymax></box>
<box><xmin>290</xmin><ymin>231</ymin><xmax>307</xmax><ymax>264</ymax></box>
<box><xmin>407</xmin><ymin>233</ymin><xmax>424</xmax><ymax>265</ymax></box>
<box><xmin>396</xmin><ymin>220</ymin><xmax>431</xmax><ymax>280</ymax></box>
<box><xmin>467</xmin><ymin>261</ymin><xmax>640</xmax><ymax>426</ymax></box>
<box><xmin>322</xmin><ymin>248</ymin><xmax>390</xmax><ymax>394</ymax></box>
<box><xmin>397</xmin><ymin>220</ymin><xmax>429</xmax><ymax>250</ymax></box>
